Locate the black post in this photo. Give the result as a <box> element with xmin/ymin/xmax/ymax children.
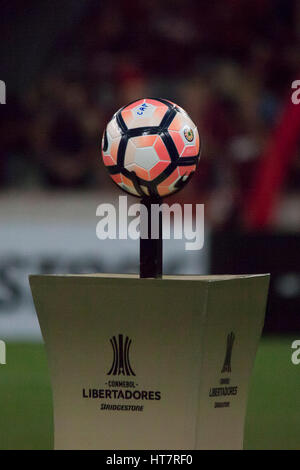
<box><xmin>139</xmin><ymin>196</ymin><xmax>163</xmax><ymax>278</ymax></box>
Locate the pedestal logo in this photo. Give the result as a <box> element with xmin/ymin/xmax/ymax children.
<box><xmin>221</xmin><ymin>331</ymin><xmax>235</xmax><ymax>373</ymax></box>
<box><xmin>82</xmin><ymin>333</ymin><xmax>162</xmax><ymax>412</ymax></box>
<box><xmin>107</xmin><ymin>334</ymin><xmax>135</xmax><ymax>376</ymax></box>
<box><xmin>209</xmin><ymin>332</ymin><xmax>238</xmax><ymax>408</ymax></box>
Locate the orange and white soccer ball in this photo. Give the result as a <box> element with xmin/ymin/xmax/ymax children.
<box><xmin>102</xmin><ymin>98</ymin><xmax>201</xmax><ymax>197</ymax></box>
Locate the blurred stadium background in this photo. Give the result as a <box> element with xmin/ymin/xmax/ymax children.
<box><xmin>0</xmin><ymin>0</ymin><xmax>299</xmax><ymax>449</ymax></box>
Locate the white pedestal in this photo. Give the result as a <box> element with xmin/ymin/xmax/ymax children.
<box><xmin>29</xmin><ymin>274</ymin><xmax>269</xmax><ymax>450</ymax></box>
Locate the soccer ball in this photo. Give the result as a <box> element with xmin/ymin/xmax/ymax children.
<box><xmin>101</xmin><ymin>98</ymin><xmax>201</xmax><ymax>197</ymax></box>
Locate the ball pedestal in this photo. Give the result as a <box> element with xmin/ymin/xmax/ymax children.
<box><xmin>29</xmin><ymin>273</ymin><xmax>269</xmax><ymax>450</ymax></box>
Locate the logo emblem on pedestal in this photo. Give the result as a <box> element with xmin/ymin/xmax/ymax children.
<box><xmin>107</xmin><ymin>334</ymin><xmax>136</xmax><ymax>376</ymax></box>
<box><xmin>221</xmin><ymin>332</ymin><xmax>235</xmax><ymax>373</ymax></box>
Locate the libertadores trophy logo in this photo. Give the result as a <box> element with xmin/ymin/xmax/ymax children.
<box><xmin>107</xmin><ymin>334</ymin><xmax>136</xmax><ymax>376</ymax></box>
<box><xmin>221</xmin><ymin>332</ymin><xmax>235</xmax><ymax>373</ymax></box>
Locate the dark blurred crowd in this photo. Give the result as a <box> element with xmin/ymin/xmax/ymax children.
<box><xmin>1</xmin><ymin>0</ymin><xmax>300</xmax><ymax>228</ymax></box>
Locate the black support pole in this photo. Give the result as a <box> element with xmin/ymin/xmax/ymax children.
<box><xmin>139</xmin><ymin>196</ymin><xmax>163</xmax><ymax>278</ymax></box>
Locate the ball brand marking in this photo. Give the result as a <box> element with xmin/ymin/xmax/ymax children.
<box><xmin>137</xmin><ymin>103</ymin><xmax>149</xmax><ymax>115</ymax></box>
<box><xmin>184</xmin><ymin>127</ymin><xmax>194</xmax><ymax>142</ymax></box>
<box><xmin>102</xmin><ymin>98</ymin><xmax>201</xmax><ymax>197</ymax></box>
